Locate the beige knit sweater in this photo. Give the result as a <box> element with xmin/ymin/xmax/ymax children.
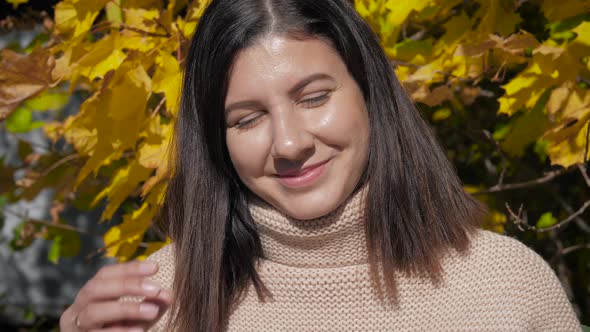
<box><xmin>142</xmin><ymin>187</ymin><xmax>582</xmax><ymax>331</ymax></box>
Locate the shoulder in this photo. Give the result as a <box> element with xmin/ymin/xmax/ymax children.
<box><xmin>458</xmin><ymin>229</ymin><xmax>561</xmax><ymax>285</ymax></box>
<box><xmin>465</xmin><ymin>229</ymin><xmax>548</xmax><ymax>267</ymax></box>
<box><xmin>447</xmin><ymin>229</ymin><xmax>581</xmax><ymax>330</ymax></box>
<box><xmin>145</xmin><ymin>244</ymin><xmax>176</xmax><ymax>290</ymax></box>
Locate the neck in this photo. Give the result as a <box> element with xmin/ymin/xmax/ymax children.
<box><xmin>248</xmin><ymin>184</ymin><xmax>369</xmax><ymax>268</ymax></box>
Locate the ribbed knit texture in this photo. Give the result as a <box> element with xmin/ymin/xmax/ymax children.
<box><xmin>140</xmin><ymin>187</ymin><xmax>582</xmax><ymax>331</ymax></box>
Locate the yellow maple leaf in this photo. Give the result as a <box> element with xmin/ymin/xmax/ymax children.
<box><xmin>124</xmin><ymin>7</ymin><xmax>160</xmax><ymax>30</ymax></box>
<box><xmin>67</xmin><ymin>61</ymin><xmax>151</xmax><ymax>187</ymax></box>
<box><xmin>6</xmin><ymin>0</ymin><xmax>28</xmax><ymax>8</ymax></box>
<box><xmin>152</xmin><ymin>51</ymin><xmax>182</xmax><ymax>115</ymax></box>
<box><xmin>472</xmin><ymin>0</ymin><xmax>521</xmax><ymax>38</ymax></box>
<box><xmin>75</xmin><ymin>34</ymin><xmax>127</xmax><ymax>80</ymax></box>
<box><xmin>545</xmin><ymin>116</ymin><xmax>590</xmax><ymax>167</ymax></box>
<box><xmin>92</xmin><ymin>158</ymin><xmax>153</xmax><ymax>221</ymax></box>
<box><xmin>541</xmin><ymin>0</ymin><xmax>590</xmax><ymax>21</ymax></box>
<box><xmin>103</xmin><ymin>200</ymin><xmax>156</xmax><ymax>260</ymax></box>
<box><xmin>54</xmin><ymin>0</ymin><xmax>109</xmax><ymax>38</ymax></box>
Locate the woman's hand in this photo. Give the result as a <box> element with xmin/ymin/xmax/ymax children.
<box><xmin>60</xmin><ymin>260</ymin><xmax>172</xmax><ymax>332</ymax></box>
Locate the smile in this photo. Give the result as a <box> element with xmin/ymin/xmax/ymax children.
<box><xmin>275</xmin><ymin>159</ymin><xmax>331</xmax><ymax>189</ymax></box>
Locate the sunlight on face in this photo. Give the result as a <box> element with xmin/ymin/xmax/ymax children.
<box><xmin>224</xmin><ymin>35</ymin><xmax>370</xmax><ymax>220</ymax></box>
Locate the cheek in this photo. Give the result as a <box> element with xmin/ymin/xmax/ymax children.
<box><xmin>309</xmin><ymin>92</ymin><xmax>369</xmax><ymax>151</ymax></box>
<box><xmin>226</xmin><ymin>128</ymin><xmax>272</xmax><ymax>180</ymax></box>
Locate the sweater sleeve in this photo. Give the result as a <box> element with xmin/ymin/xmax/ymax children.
<box><xmin>118</xmin><ymin>245</ymin><xmax>176</xmax><ymax>332</ymax></box>
<box><xmin>517</xmin><ymin>242</ymin><xmax>582</xmax><ymax>332</ymax></box>
<box><xmin>144</xmin><ymin>244</ymin><xmax>176</xmax><ymax>332</ymax></box>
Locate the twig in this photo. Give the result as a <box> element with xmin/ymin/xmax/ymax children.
<box><xmin>552</xmin><ymin>192</ymin><xmax>590</xmax><ymax>234</ymax></box>
<box><xmin>3</xmin><ymin>207</ymin><xmax>95</xmax><ymax>236</ymax></box>
<box><xmin>118</xmin><ymin>23</ymin><xmax>171</xmax><ymax>38</ymax></box>
<box><xmin>548</xmin><ymin>231</ymin><xmax>575</xmax><ymax>300</ymax></box>
<box><xmin>154</xmin><ymin>16</ymin><xmax>173</xmax><ymax>37</ymax></box>
<box><xmin>506</xmin><ymin>200</ymin><xmax>590</xmax><ymax>233</ymax></box>
<box><xmin>474</xmin><ymin>167</ymin><xmax>575</xmax><ymax>195</ymax></box>
<box><xmin>577</xmin><ymin>163</ymin><xmax>590</xmax><ymax>187</ymax></box>
<box><xmin>85</xmin><ymin>239</ymin><xmax>151</xmax><ymax>261</ymax></box>
<box><xmin>151</xmin><ymin>97</ymin><xmax>166</xmax><ymax>117</ymax></box>
<box><xmin>482</xmin><ymin>129</ymin><xmax>509</xmax><ymax>186</ymax></box>
<box><xmin>560</xmin><ymin>243</ymin><xmax>590</xmax><ymax>256</ymax></box>
<box><xmin>40</xmin><ymin>154</ymin><xmax>81</xmax><ymax>177</ymax></box>
<box><xmin>551</xmin><ymin>242</ymin><xmax>590</xmax><ymax>266</ymax></box>
<box><xmin>584</xmin><ymin>121</ymin><xmax>590</xmax><ymax>163</ymax></box>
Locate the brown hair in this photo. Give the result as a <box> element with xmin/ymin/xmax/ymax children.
<box><xmin>159</xmin><ymin>0</ymin><xmax>487</xmax><ymax>330</ymax></box>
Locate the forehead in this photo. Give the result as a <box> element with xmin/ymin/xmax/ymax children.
<box><xmin>225</xmin><ymin>35</ymin><xmax>346</xmax><ymax>100</ymax></box>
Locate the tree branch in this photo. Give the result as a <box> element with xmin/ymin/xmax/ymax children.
<box><xmin>506</xmin><ymin>199</ymin><xmax>590</xmax><ymax>233</ymax></box>
<box><xmin>3</xmin><ymin>207</ymin><xmax>95</xmax><ymax>236</ymax></box>
<box><xmin>474</xmin><ymin>167</ymin><xmax>575</xmax><ymax>195</ymax></box>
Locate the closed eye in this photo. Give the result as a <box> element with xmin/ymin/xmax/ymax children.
<box><xmin>234</xmin><ymin>112</ymin><xmax>265</xmax><ymax>130</ymax></box>
<box><xmin>298</xmin><ymin>92</ymin><xmax>331</xmax><ymax>108</ymax></box>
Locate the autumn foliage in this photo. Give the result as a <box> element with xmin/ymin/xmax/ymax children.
<box><xmin>1</xmin><ymin>0</ymin><xmax>590</xmax><ymax>322</ymax></box>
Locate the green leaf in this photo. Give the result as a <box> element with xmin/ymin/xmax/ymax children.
<box><xmin>492</xmin><ymin>123</ymin><xmax>511</xmax><ymax>141</ymax></box>
<box><xmin>581</xmin><ymin>324</ymin><xmax>590</xmax><ymax>332</ymax></box>
<box><xmin>550</xmin><ymin>31</ymin><xmax>577</xmax><ymax>42</ymax></box>
<box><xmin>534</xmin><ymin>139</ymin><xmax>549</xmax><ymax>163</ymax></box>
<box><xmin>432</xmin><ymin>107</ymin><xmax>452</xmax><ymax>122</ymax></box>
<box><xmin>48</xmin><ymin>235</ymin><xmax>63</xmax><ymax>264</ymax></box>
<box><xmin>547</xmin><ymin>13</ymin><xmax>590</xmax><ymax>35</ymax></box>
<box><xmin>5</xmin><ymin>107</ymin><xmax>33</xmax><ymax>133</ymax></box>
<box><xmin>44</xmin><ymin>226</ymin><xmax>82</xmax><ymax>258</ymax></box>
<box><xmin>24</xmin><ymin>91</ymin><xmax>69</xmax><ymax>111</ymax></box>
<box><xmin>30</xmin><ymin>121</ymin><xmax>44</xmax><ymax>130</ymax></box>
<box><xmin>536</xmin><ymin>212</ymin><xmax>558</xmax><ymax>229</ymax></box>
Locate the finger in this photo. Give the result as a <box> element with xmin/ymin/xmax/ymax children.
<box><xmin>59</xmin><ymin>306</ymin><xmax>77</xmax><ymax>332</ymax></box>
<box><xmin>101</xmin><ymin>296</ymin><xmax>172</xmax><ymax>331</ymax></box>
<box><xmin>144</xmin><ymin>294</ymin><xmax>172</xmax><ymax>330</ymax></box>
<box><xmin>76</xmin><ymin>277</ymin><xmax>164</xmax><ymax>305</ymax></box>
<box><xmin>77</xmin><ymin>301</ymin><xmax>161</xmax><ymax>330</ymax></box>
<box><xmin>95</xmin><ymin>261</ymin><xmax>159</xmax><ymax>280</ymax></box>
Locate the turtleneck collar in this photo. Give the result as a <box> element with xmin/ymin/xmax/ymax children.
<box><xmin>248</xmin><ymin>184</ymin><xmax>369</xmax><ymax>268</ymax></box>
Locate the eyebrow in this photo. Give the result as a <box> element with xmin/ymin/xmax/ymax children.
<box><xmin>224</xmin><ymin>73</ymin><xmax>334</xmax><ymax>113</ymax></box>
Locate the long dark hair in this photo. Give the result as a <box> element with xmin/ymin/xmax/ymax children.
<box><xmin>160</xmin><ymin>0</ymin><xmax>487</xmax><ymax>330</ymax></box>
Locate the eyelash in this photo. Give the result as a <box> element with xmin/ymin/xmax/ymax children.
<box><xmin>233</xmin><ymin>92</ymin><xmax>331</xmax><ymax>130</ymax></box>
<box><xmin>299</xmin><ymin>92</ymin><xmax>331</xmax><ymax>108</ymax></box>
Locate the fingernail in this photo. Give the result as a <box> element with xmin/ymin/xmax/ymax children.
<box><xmin>139</xmin><ymin>303</ymin><xmax>159</xmax><ymax>318</ymax></box>
<box><xmin>139</xmin><ymin>261</ymin><xmax>157</xmax><ymax>273</ymax></box>
<box><xmin>128</xmin><ymin>328</ymin><xmax>144</xmax><ymax>332</ymax></box>
<box><xmin>142</xmin><ymin>281</ymin><xmax>161</xmax><ymax>296</ymax></box>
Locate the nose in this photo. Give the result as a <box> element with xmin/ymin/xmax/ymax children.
<box><xmin>270</xmin><ymin>106</ymin><xmax>314</xmax><ymax>161</ymax></box>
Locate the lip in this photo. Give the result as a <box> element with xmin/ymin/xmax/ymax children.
<box><xmin>275</xmin><ymin>159</ymin><xmax>331</xmax><ymax>188</ymax></box>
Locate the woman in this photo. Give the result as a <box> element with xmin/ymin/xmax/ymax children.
<box><xmin>60</xmin><ymin>0</ymin><xmax>583</xmax><ymax>331</ymax></box>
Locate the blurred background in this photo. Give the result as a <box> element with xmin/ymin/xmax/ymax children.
<box><xmin>1</xmin><ymin>0</ymin><xmax>589</xmax><ymax>330</ymax></box>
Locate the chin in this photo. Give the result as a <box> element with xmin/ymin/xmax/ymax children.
<box><xmin>273</xmin><ymin>187</ymin><xmax>348</xmax><ymax>220</ymax></box>
<box><xmin>282</xmin><ymin>205</ymin><xmax>333</xmax><ymax>220</ymax></box>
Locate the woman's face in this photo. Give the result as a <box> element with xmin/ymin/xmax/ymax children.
<box><xmin>224</xmin><ymin>35</ymin><xmax>370</xmax><ymax>220</ymax></box>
